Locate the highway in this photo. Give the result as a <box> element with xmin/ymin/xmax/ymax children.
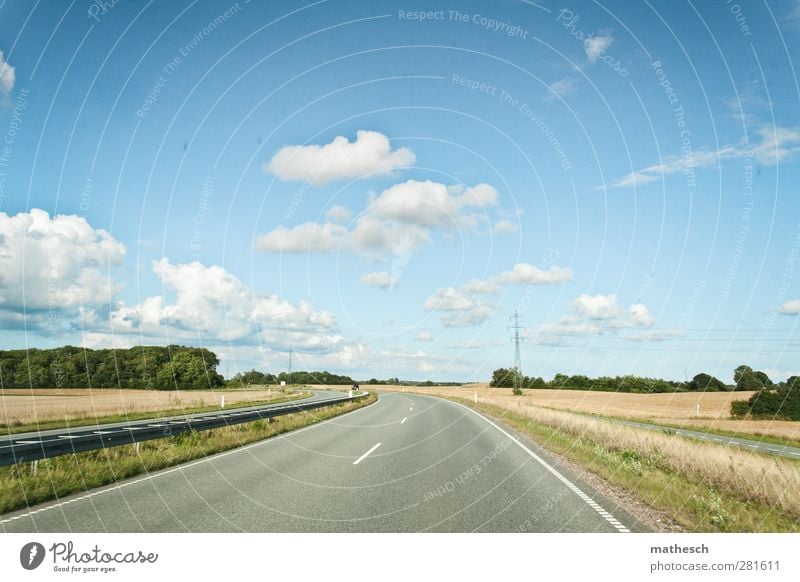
<box><xmin>0</xmin><ymin>390</ymin><xmax>356</xmax><ymax>466</ymax></box>
<box><xmin>608</xmin><ymin>418</ymin><xmax>800</xmax><ymax>460</ymax></box>
<box><xmin>0</xmin><ymin>392</ymin><xmax>644</xmax><ymax>532</ymax></box>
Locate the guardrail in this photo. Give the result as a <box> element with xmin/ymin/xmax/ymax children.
<box><xmin>0</xmin><ymin>391</ymin><xmax>370</xmax><ymax>466</ymax></box>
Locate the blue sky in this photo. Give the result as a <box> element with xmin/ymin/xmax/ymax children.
<box><xmin>0</xmin><ymin>0</ymin><xmax>799</xmax><ymax>382</ymax></box>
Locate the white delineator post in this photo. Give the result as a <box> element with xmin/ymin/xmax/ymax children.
<box><xmin>221</xmin><ymin>395</ymin><xmax>225</xmax><ymax>409</ymax></box>
<box><xmin>695</xmin><ymin>402</ymin><xmax>700</xmax><ymax>416</ymax></box>
<box><xmin>349</xmin><ymin>389</ymin><xmax>353</xmax><ymax>398</ymax></box>
<box><xmin>474</xmin><ymin>391</ymin><xmax>478</xmax><ymax>403</ymax></box>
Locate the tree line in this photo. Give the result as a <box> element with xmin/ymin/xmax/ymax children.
<box><xmin>0</xmin><ymin>346</ymin><xmax>224</xmax><ymax>389</ymax></box>
<box><xmin>228</xmin><ymin>369</ymin><xmax>355</xmax><ymax>386</ymax></box>
<box><xmin>490</xmin><ymin>364</ymin><xmax>775</xmax><ymax>394</ymax></box>
<box><xmin>490</xmin><ymin>364</ymin><xmax>800</xmax><ymax>420</ymax></box>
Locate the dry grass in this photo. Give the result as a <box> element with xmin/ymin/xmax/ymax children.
<box><xmin>0</xmin><ymin>386</ymin><xmax>299</xmax><ymax>426</ymax></box>
<box><xmin>391</xmin><ymin>384</ymin><xmax>800</xmax><ymax>443</ymax></box>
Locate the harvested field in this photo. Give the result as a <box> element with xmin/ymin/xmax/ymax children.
<box><xmin>0</xmin><ymin>386</ymin><xmax>300</xmax><ymax>427</ymax></box>
<box><xmin>355</xmin><ymin>384</ymin><xmax>800</xmax><ymax>444</ymax></box>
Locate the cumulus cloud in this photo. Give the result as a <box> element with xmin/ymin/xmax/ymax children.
<box><xmin>264</xmin><ymin>130</ymin><xmax>415</xmax><ymax>185</ymax></box>
<box><xmin>574</xmin><ymin>293</ymin><xmax>620</xmax><ymax>320</ymax></box>
<box><xmin>629</xmin><ymin>303</ymin><xmax>655</xmax><ymax>326</ymax></box>
<box><xmin>607</xmin><ymin>125</ymin><xmax>800</xmax><ymax>188</ymax></box>
<box><xmin>423</xmin><ymin>287</ymin><xmax>494</xmax><ymax>327</ymax></box>
<box><xmin>493</xmin><ymin>219</ymin><xmax>518</xmax><ymax>235</ymax></box>
<box><xmin>0</xmin><ymin>209</ymin><xmax>126</xmax><ymax>312</ymax></box>
<box><xmin>346</xmin><ymin>215</ymin><xmax>430</xmax><ymax>260</ymax></box>
<box><xmin>325</xmin><ymin>205</ymin><xmax>353</xmax><ymax>223</ymax></box>
<box><xmin>584</xmin><ymin>34</ymin><xmax>614</xmax><ymax>64</ymax></box>
<box><xmin>0</xmin><ymin>51</ymin><xmax>14</xmax><ymax>95</ymax></box>
<box><xmin>255</xmin><ymin>222</ymin><xmax>346</xmax><ymax>253</ymax></box>
<box><xmin>497</xmin><ymin>263</ymin><xmax>573</xmax><ymax>285</ymax></box>
<box><xmin>257</xmin><ymin>179</ymin><xmax>498</xmax><ymax>261</ymax></box>
<box><xmin>421</xmin><ymin>262</ymin><xmax>572</xmax><ymax>327</ymax></box>
<box><xmin>778</xmin><ymin>299</ymin><xmax>800</xmax><ymax>314</ymax></box>
<box><xmin>367</xmin><ymin>179</ymin><xmax>497</xmax><ymax>227</ymax></box>
<box><xmin>463</xmin><ymin>279</ymin><xmax>499</xmax><ymax>294</ymax></box>
<box><xmin>540</xmin><ymin>293</ymin><xmax>656</xmax><ymax>338</ymax></box>
<box><xmin>108</xmin><ymin>259</ymin><xmax>339</xmax><ymax>351</ymax></box>
<box><xmin>360</xmin><ymin>271</ymin><xmax>398</xmax><ymax>289</ymax></box>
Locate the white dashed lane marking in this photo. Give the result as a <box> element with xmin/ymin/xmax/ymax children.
<box><xmin>353</xmin><ymin>443</ymin><xmax>381</xmax><ymax>465</ymax></box>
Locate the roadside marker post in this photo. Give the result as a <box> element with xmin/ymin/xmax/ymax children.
<box><xmin>221</xmin><ymin>396</ymin><xmax>225</xmax><ymax>409</ymax></box>
<box><xmin>474</xmin><ymin>391</ymin><xmax>478</xmax><ymax>403</ymax></box>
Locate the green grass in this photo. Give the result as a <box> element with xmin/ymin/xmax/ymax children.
<box><xmin>0</xmin><ymin>391</ymin><xmax>311</xmax><ymax>435</ymax></box>
<box><xmin>0</xmin><ymin>393</ymin><xmax>376</xmax><ymax>515</ymax></box>
<box><xmin>453</xmin><ymin>398</ymin><xmax>800</xmax><ymax>533</ymax></box>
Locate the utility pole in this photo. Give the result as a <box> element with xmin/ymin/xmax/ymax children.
<box><xmin>508</xmin><ymin>310</ymin><xmax>526</xmax><ymax>394</ymax></box>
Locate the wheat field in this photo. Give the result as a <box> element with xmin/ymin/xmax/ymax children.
<box><xmin>0</xmin><ymin>387</ymin><xmax>293</xmax><ymax>426</ymax></box>
<box><xmin>371</xmin><ymin>384</ymin><xmax>800</xmax><ymax>443</ymax></box>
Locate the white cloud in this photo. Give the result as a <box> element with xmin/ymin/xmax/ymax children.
<box><xmin>456</xmin><ymin>183</ymin><xmax>499</xmax><ymax>208</ymax></box>
<box><xmin>423</xmin><ymin>287</ymin><xmax>494</xmax><ymax>327</ymax></box>
<box><xmin>0</xmin><ymin>51</ymin><xmax>14</xmax><ymax>94</ymax></box>
<box><xmin>108</xmin><ymin>259</ymin><xmax>338</xmax><ymax>349</ymax></box>
<box><xmin>360</xmin><ymin>271</ymin><xmax>398</xmax><ymax>289</ymax></box>
<box><xmin>493</xmin><ymin>219</ymin><xmax>518</xmax><ymax>235</ymax></box>
<box><xmin>255</xmin><ymin>222</ymin><xmax>345</xmax><ymax>253</ymax></box>
<box><xmin>463</xmin><ymin>279</ymin><xmax>499</xmax><ymax>294</ymax></box>
<box><xmin>574</xmin><ymin>293</ymin><xmax>620</xmax><ymax>319</ymax></box>
<box><xmin>629</xmin><ymin>303</ymin><xmax>655</xmax><ymax>327</ymax></box>
<box><xmin>325</xmin><ymin>205</ymin><xmax>352</xmax><ymax>223</ymax></box>
<box><xmin>545</xmin><ymin>76</ymin><xmax>577</xmax><ymax>100</ymax></box>
<box><xmin>264</xmin><ymin>130</ymin><xmax>415</xmax><ymax>185</ymax></box>
<box><xmin>778</xmin><ymin>299</ymin><xmax>800</xmax><ymax>314</ymax></box>
<box><xmin>416</xmin><ymin>329</ymin><xmax>433</xmax><ymax>341</ymax></box>
<box><xmin>607</xmin><ymin>125</ymin><xmax>800</xmax><ymax>188</ymax></box>
<box><xmin>0</xmin><ymin>209</ymin><xmax>126</xmax><ymax>311</ymax></box>
<box><xmin>584</xmin><ymin>34</ymin><xmax>614</xmax><ymax>64</ymax></box>
<box><xmin>540</xmin><ymin>294</ymin><xmax>657</xmax><ymax>338</ymax></box>
<box><xmin>497</xmin><ymin>263</ymin><xmax>574</xmax><ymax>285</ymax></box>
<box><xmin>257</xmin><ymin>179</ymin><xmax>497</xmax><ymax>261</ymax></box>
<box><xmin>367</xmin><ymin>179</ymin><xmax>496</xmax><ymax>228</ymax></box>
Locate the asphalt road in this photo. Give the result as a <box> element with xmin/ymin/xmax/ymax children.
<box><xmin>0</xmin><ymin>392</ymin><xmax>644</xmax><ymax>532</ymax></box>
<box><xmin>608</xmin><ymin>418</ymin><xmax>800</xmax><ymax>460</ymax></box>
<box><xmin>0</xmin><ymin>389</ymin><xmax>336</xmax><ymax>443</ymax></box>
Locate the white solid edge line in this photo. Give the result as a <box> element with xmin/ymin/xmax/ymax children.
<box><xmin>353</xmin><ymin>442</ymin><xmax>381</xmax><ymax>465</ymax></box>
<box><xmin>447</xmin><ymin>399</ymin><xmax>631</xmax><ymax>533</ymax></box>
<box><xmin>400</xmin><ymin>417</ymin><xmax>407</xmax><ymax>424</ymax></box>
<box><xmin>0</xmin><ymin>394</ymin><xmax>378</xmax><ymax>525</ymax></box>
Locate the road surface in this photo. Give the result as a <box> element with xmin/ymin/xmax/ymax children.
<box><xmin>0</xmin><ymin>393</ymin><xmax>644</xmax><ymax>532</ymax></box>
<box><xmin>608</xmin><ymin>418</ymin><xmax>800</xmax><ymax>460</ymax></box>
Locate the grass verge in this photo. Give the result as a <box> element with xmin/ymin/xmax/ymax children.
<box><xmin>0</xmin><ymin>393</ymin><xmax>376</xmax><ymax>515</ymax></box>
<box><xmin>454</xmin><ymin>397</ymin><xmax>800</xmax><ymax>533</ymax></box>
<box><xmin>0</xmin><ymin>391</ymin><xmax>311</xmax><ymax>435</ymax></box>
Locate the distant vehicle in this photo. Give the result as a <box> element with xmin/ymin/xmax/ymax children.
<box><xmin>351</xmin><ymin>383</ymin><xmax>360</xmax><ymax>391</ymax></box>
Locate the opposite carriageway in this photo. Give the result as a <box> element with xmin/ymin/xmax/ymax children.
<box><xmin>0</xmin><ymin>390</ymin><xmax>368</xmax><ymax>466</ymax></box>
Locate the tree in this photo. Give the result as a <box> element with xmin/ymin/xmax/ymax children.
<box><xmin>687</xmin><ymin>373</ymin><xmax>728</xmax><ymax>392</ymax></box>
<box><xmin>732</xmin><ymin>376</ymin><xmax>800</xmax><ymax>420</ymax></box>
<box><xmin>733</xmin><ymin>364</ymin><xmax>771</xmax><ymax>391</ymax></box>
